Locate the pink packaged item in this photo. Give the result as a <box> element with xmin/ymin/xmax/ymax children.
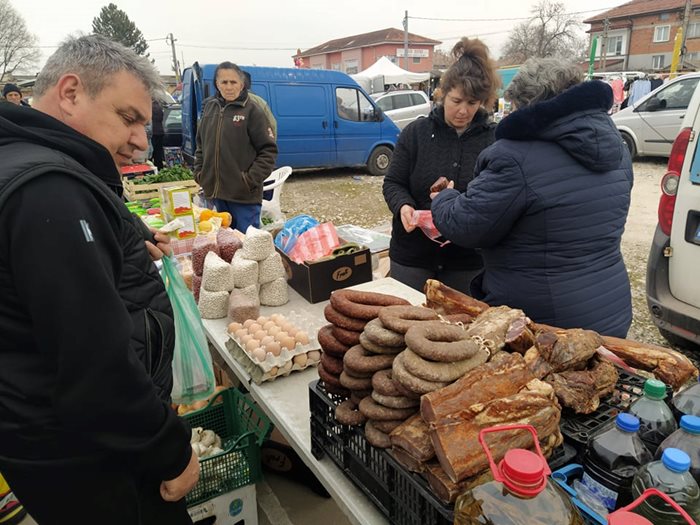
<box><xmin>288</xmin><ymin>223</ymin><xmax>340</xmax><ymax>263</ymax></box>
<box><xmin>411</xmin><ymin>210</ymin><xmax>450</xmax><ymax>247</ymax></box>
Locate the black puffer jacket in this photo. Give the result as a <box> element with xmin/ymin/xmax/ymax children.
<box><xmin>432</xmin><ymin>81</ymin><xmax>633</xmax><ymax>337</ymax></box>
<box><xmin>382</xmin><ymin>106</ymin><xmax>495</xmax><ymax>271</ymax></box>
<box><xmin>0</xmin><ymin>103</ymin><xmax>191</xmax><ymax>480</ymax></box>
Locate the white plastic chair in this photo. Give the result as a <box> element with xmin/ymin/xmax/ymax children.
<box><xmin>261</xmin><ymin>166</ymin><xmax>292</xmax><ymax>224</ymax></box>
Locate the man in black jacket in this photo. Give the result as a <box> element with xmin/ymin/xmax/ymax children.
<box><xmin>0</xmin><ymin>35</ymin><xmax>198</xmax><ymax>524</ymax></box>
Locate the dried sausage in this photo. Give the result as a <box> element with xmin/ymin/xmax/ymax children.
<box><xmin>392</xmin><ymin>352</ymin><xmax>450</xmax><ymax>395</ymax></box>
<box><xmin>405</xmin><ymin>322</ymin><xmax>482</xmax><ymax>363</ymax></box>
<box><xmin>330</xmin><ymin>290</ymin><xmax>410</xmax><ymax>321</ymax></box>
<box><xmin>378</xmin><ymin>305</ymin><xmax>440</xmax><ymax>334</ymax></box>
<box><xmin>331</xmin><ymin>325</ymin><xmax>362</xmax><ymax>346</ymax></box>
<box><xmin>402</xmin><ymin>348</ymin><xmax>489</xmax><ymax>383</ymax></box>
<box><xmin>358</xmin><ymin>396</ymin><xmax>417</xmax><ymax>421</ymax></box>
<box><xmin>363</xmin><ymin>318</ymin><xmax>405</xmax><ymax>347</ymax></box>
<box><xmin>318</xmin><ymin>325</ymin><xmax>350</xmax><ymax>357</ymax></box>
<box><xmin>324</xmin><ymin>304</ymin><xmax>367</xmax><ymax>332</ymax></box>
<box><xmin>343</xmin><ymin>345</ymin><xmax>396</xmax><ymax>374</ymax></box>
<box><xmin>359</xmin><ymin>332</ymin><xmax>404</xmax><ymax>355</ymax></box>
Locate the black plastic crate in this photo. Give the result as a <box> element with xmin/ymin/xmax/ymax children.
<box><xmin>309</xmin><ymin>380</ymin><xmax>583</xmax><ymax>525</ymax></box>
<box><xmin>560</xmin><ymin>369</ymin><xmax>674</xmax><ymax>457</ymax></box>
<box><xmin>309</xmin><ymin>379</ymin><xmax>453</xmax><ymax>525</ymax></box>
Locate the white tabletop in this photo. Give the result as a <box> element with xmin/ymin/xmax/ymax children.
<box><xmin>202</xmin><ymin>278</ymin><xmax>424</xmax><ymax>525</ymax></box>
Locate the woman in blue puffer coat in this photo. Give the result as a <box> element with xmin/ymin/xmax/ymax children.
<box><xmin>431</xmin><ymin>58</ymin><xmax>633</xmax><ymax>337</ymax></box>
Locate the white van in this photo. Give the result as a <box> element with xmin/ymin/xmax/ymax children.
<box><xmin>646</xmin><ymin>82</ymin><xmax>700</xmax><ymax>348</ymax></box>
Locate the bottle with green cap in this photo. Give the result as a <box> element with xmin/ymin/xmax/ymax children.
<box><xmin>655</xmin><ymin>415</ymin><xmax>700</xmax><ymax>484</ymax></box>
<box><xmin>630</xmin><ymin>448</ymin><xmax>700</xmax><ymax>524</ymax></box>
<box><xmin>629</xmin><ymin>379</ymin><xmax>678</xmax><ymax>454</ymax></box>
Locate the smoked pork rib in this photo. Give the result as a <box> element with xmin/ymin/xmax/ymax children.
<box><xmin>535</xmin><ymin>329</ymin><xmax>603</xmax><ymax>372</ymax></box>
<box><xmin>430</xmin><ymin>379</ymin><xmax>562</xmax><ymax>482</ymax></box>
<box><xmin>390</xmin><ymin>413</ymin><xmax>435</xmax><ymax>462</ymax></box>
<box><xmin>423</xmin><ymin>279</ymin><xmax>489</xmax><ymax>317</ymax></box>
<box><xmin>544</xmin><ymin>358</ymin><xmax>618</xmax><ymax>414</ymax></box>
<box><xmin>420</xmin><ymin>352</ymin><xmax>535</xmax><ymax>424</ymax></box>
<box><xmin>602</xmin><ymin>336</ymin><xmax>698</xmax><ymax>389</ymax></box>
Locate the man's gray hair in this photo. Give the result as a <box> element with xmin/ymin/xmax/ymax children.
<box><xmin>505</xmin><ymin>58</ymin><xmax>583</xmax><ymax>109</ymax></box>
<box><xmin>34</xmin><ymin>34</ymin><xmax>163</xmax><ymax>99</ymax></box>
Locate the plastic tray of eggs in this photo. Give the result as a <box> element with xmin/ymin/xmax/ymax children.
<box><xmin>227</xmin><ymin>313</ymin><xmax>321</xmax><ymax>379</ymax></box>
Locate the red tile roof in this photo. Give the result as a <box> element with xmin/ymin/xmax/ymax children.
<box><xmin>584</xmin><ymin>0</ymin><xmax>700</xmax><ymax>23</ymax></box>
<box><xmin>298</xmin><ymin>28</ymin><xmax>441</xmax><ymax>58</ymax></box>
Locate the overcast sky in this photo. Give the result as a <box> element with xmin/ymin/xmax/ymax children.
<box><xmin>18</xmin><ymin>0</ymin><xmax>621</xmax><ymax>76</ymax></box>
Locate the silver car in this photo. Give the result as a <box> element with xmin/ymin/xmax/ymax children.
<box><xmin>370</xmin><ymin>90</ymin><xmax>431</xmax><ymax>130</ymax></box>
<box><xmin>613</xmin><ymin>73</ymin><xmax>700</xmax><ymax>158</ymax></box>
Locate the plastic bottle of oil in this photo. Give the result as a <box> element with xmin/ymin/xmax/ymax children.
<box><xmin>453</xmin><ymin>424</ymin><xmax>584</xmax><ymax>525</ymax></box>
<box><xmin>608</xmin><ymin>488</ymin><xmax>697</xmax><ymax>525</ymax></box>
<box><xmin>628</xmin><ymin>379</ymin><xmax>677</xmax><ymax>454</ymax></box>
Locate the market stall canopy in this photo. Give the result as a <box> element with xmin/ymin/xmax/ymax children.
<box><xmin>352</xmin><ymin>56</ymin><xmax>430</xmax><ymax>93</ymax></box>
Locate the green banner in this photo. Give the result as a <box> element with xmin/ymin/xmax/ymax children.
<box><xmin>588</xmin><ymin>37</ymin><xmax>598</xmax><ymax>79</ymax></box>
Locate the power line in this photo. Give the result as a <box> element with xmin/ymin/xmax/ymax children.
<box><xmin>178</xmin><ymin>43</ymin><xmax>298</xmax><ymax>51</ymax></box>
<box><xmin>408</xmin><ymin>6</ymin><xmax>617</xmax><ymax>22</ymax></box>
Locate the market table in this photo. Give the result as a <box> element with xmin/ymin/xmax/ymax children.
<box><xmin>203</xmin><ymin>278</ymin><xmax>424</xmax><ymax>525</ymax></box>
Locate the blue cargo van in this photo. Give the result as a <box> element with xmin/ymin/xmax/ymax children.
<box><xmin>181</xmin><ymin>63</ymin><xmax>401</xmax><ymax>175</ymax></box>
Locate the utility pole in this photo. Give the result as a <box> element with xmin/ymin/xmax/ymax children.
<box><xmin>167</xmin><ymin>33</ymin><xmax>180</xmax><ymax>82</ymax></box>
<box><xmin>601</xmin><ymin>18</ymin><xmax>610</xmax><ymax>72</ymax></box>
<box><xmin>680</xmin><ymin>0</ymin><xmax>693</xmax><ymax>69</ymax></box>
<box><xmin>403</xmin><ymin>11</ymin><xmax>409</xmax><ymax>70</ymax></box>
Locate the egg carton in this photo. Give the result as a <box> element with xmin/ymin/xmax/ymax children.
<box><xmin>225</xmin><ymin>312</ymin><xmax>323</xmax><ymax>384</ymax></box>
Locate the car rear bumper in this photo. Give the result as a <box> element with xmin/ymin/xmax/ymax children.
<box><xmin>646</xmin><ymin>225</ymin><xmax>700</xmax><ymax>345</ymax></box>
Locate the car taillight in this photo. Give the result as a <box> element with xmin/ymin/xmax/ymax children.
<box><xmin>658</xmin><ymin>127</ymin><xmax>692</xmax><ymax>236</ymax></box>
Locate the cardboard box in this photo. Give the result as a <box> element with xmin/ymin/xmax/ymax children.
<box><xmin>160</xmin><ymin>185</ymin><xmax>194</xmax><ymax>216</ymax></box>
<box><xmin>261</xmin><ymin>429</ymin><xmax>330</xmax><ymax>498</ymax></box>
<box><xmin>277</xmin><ymin>243</ymin><xmax>372</xmax><ymax>303</ymax></box>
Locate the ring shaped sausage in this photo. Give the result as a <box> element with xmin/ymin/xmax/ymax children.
<box><xmin>405</xmin><ymin>321</ymin><xmax>482</xmax><ymax>363</ymax></box>
<box><xmin>363</xmin><ymin>318</ymin><xmax>405</xmax><ymax>347</ymax></box>
<box><xmin>330</xmin><ymin>290</ymin><xmax>410</xmax><ymax>321</ymax></box>
<box><xmin>378</xmin><ymin>305</ymin><xmax>440</xmax><ymax>334</ymax></box>
<box><xmin>392</xmin><ymin>352</ymin><xmax>449</xmax><ymax>395</ymax></box>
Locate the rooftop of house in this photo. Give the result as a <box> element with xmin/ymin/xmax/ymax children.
<box><xmin>584</xmin><ymin>0</ymin><xmax>700</xmax><ymax>23</ymax></box>
<box><xmin>297</xmin><ymin>27</ymin><xmax>441</xmax><ymax>58</ymax></box>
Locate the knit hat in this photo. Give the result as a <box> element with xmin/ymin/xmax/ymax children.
<box><xmin>2</xmin><ymin>83</ymin><xmax>21</xmax><ymax>98</ymax></box>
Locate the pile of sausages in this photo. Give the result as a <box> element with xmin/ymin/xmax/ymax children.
<box><xmin>318</xmin><ymin>290</ymin><xmax>425</xmax><ymax>447</ymax></box>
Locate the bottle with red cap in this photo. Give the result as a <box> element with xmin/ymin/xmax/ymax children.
<box><xmin>453</xmin><ymin>424</ymin><xmax>585</xmax><ymax>524</ymax></box>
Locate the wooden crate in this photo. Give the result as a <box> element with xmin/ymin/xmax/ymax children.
<box><xmin>123</xmin><ymin>178</ymin><xmax>199</xmax><ymax>201</ymax></box>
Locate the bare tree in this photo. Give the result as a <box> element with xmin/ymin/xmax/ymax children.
<box><xmin>433</xmin><ymin>48</ymin><xmax>456</xmax><ymax>70</ymax></box>
<box><xmin>0</xmin><ymin>0</ymin><xmax>40</xmax><ymax>80</ymax></box>
<box><xmin>501</xmin><ymin>0</ymin><xmax>586</xmax><ymax>64</ymax></box>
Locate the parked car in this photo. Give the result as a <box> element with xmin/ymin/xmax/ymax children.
<box><xmin>162</xmin><ymin>104</ymin><xmax>182</xmax><ymax>148</ymax></box>
<box><xmin>646</xmin><ymin>83</ymin><xmax>700</xmax><ymax>349</ymax></box>
<box><xmin>613</xmin><ymin>73</ymin><xmax>700</xmax><ymax>158</ymax></box>
<box><xmin>181</xmin><ymin>64</ymin><xmax>400</xmax><ymax>176</ymax></box>
<box><xmin>370</xmin><ymin>90</ymin><xmax>430</xmax><ymax>130</ymax></box>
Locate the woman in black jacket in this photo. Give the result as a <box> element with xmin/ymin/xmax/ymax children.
<box><xmin>431</xmin><ymin>58</ymin><xmax>633</xmax><ymax>337</ymax></box>
<box><xmin>382</xmin><ymin>38</ymin><xmax>499</xmax><ymax>293</ymax></box>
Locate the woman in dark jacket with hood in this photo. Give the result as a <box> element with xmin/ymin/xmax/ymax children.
<box><xmin>431</xmin><ymin>58</ymin><xmax>633</xmax><ymax>337</ymax></box>
<box><xmin>382</xmin><ymin>38</ymin><xmax>499</xmax><ymax>293</ymax></box>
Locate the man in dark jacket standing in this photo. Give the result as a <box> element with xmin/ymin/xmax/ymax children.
<box><xmin>151</xmin><ymin>98</ymin><xmax>165</xmax><ymax>168</ymax></box>
<box><xmin>0</xmin><ymin>35</ymin><xmax>198</xmax><ymax>524</ymax></box>
<box><xmin>194</xmin><ymin>61</ymin><xmax>277</xmax><ymax>233</ymax></box>
<box><xmin>432</xmin><ymin>59</ymin><xmax>633</xmax><ymax>337</ymax></box>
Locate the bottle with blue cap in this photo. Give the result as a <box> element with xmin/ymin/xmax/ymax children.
<box><xmin>580</xmin><ymin>413</ymin><xmax>652</xmax><ymax>511</ymax></box>
<box><xmin>629</xmin><ymin>378</ymin><xmax>678</xmax><ymax>454</ymax></box>
<box><xmin>655</xmin><ymin>415</ymin><xmax>700</xmax><ymax>484</ymax></box>
<box><xmin>630</xmin><ymin>448</ymin><xmax>700</xmax><ymax>524</ymax></box>
<box><xmin>673</xmin><ymin>377</ymin><xmax>700</xmax><ymax>419</ymax></box>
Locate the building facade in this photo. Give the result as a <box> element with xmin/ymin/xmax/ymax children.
<box><xmin>294</xmin><ymin>28</ymin><xmax>440</xmax><ymax>74</ymax></box>
<box><xmin>585</xmin><ymin>0</ymin><xmax>700</xmax><ymax>71</ymax></box>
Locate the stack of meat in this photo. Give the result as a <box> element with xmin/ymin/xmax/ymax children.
<box><xmin>425</xmin><ymin>278</ymin><xmax>698</xmax><ymax>391</ymax></box>
<box><xmin>390</xmin><ymin>305</ymin><xmax>531</xmax><ymax>397</ymax></box>
<box><xmin>387</xmin><ymin>352</ymin><xmax>563</xmax><ymax>503</ymax></box>
<box><xmin>317</xmin><ymin>289</ymin><xmax>409</xmax><ymax>397</ymax></box>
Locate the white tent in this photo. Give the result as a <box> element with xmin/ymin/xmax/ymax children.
<box><xmin>352</xmin><ymin>56</ymin><xmax>430</xmax><ymax>93</ymax></box>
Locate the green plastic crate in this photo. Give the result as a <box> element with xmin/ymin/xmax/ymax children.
<box><xmin>183</xmin><ymin>388</ymin><xmax>271</xmax><ymax>506</ymax></box>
